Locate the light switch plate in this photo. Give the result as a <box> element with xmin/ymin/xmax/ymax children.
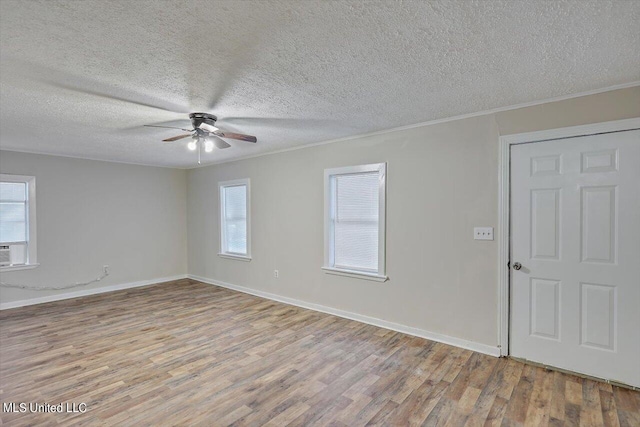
<box><xmin>474</xmin><ymin>227</ymin><xmax>494</xmax><ymax>240</ymax></box>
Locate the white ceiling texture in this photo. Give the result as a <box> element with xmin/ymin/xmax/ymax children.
<box><xmin>1</xmin><ymin>0</ymin><xmax>638</xmax><ymax>168</ymax></box>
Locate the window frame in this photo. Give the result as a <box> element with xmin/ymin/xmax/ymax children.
<box><xmin>0</xmin><ymin>174</ymin><xmax>38</xmax><ymax>271</ymax></box>
<box><xmin>322</xmin><ymin>163</ymin><xmax>387</xmax><ymax>282</ymax></box>
<box><xmin>218</xmin><ymin>178</ymin><xmax>251</xmax><ymax>262</ymax></box>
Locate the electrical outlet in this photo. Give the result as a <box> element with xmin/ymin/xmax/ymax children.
<box><xmin>274</xmin><ymin>270</ymin><xmax>279</xmax><ymax>278</ymax></box>
<box><xmin>474</xmin><ymin>227</ymin><xmax>494</xmax><ymax>240</ymax></box>
<box><xmin>103</xmin><ymin>265</ymin><xmax>110</xmax><ymax>275</ymax></box>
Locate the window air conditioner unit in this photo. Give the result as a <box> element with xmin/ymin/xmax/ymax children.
<box><xmin>0</xmin><ymin>245</ymin><xmax>10</xmax><ymax>267</ymax></box>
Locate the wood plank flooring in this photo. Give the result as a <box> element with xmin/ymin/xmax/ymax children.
<box><xmin>1</xmin><ymin>279</ymin><xmax>638</xmax><ymax>426</ymax></box>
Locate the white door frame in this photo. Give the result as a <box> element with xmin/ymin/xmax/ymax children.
<box><xmin>497</xmin><ymin>117</ymin><xmax>640</xmax><ymax>357</ymax></box>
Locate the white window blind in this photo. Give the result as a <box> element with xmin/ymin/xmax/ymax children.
<box><xmin>219</xmin><ymin>179</ymin><xmax>250</xmax><ymax>259</ymax></box>
<box><xmin>324</xmin><ymin>163</ymin><xmax>386</xmax><ymax>280</ymax></box>
<box><xmin>332</xmin><ymin>173</ymin><xmax>379</xmax><ymax>271</ymax></box>
<box><xmin>0</xmin><ymin>182</ymin><xmax>27</xmax><ymax>244</ymax></box>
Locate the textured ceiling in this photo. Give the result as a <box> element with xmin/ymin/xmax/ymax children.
<box><xmin>1</xmin><ymin>0</ymin><xmax>639</xmax><ymax>168</ymax></box>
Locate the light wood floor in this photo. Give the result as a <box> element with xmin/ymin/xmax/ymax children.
<box><xmin>0</xmin><ymin>279</ymin><xmax>638</xmax><ymax>426</ymax></box>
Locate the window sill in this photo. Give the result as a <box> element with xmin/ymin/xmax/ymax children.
<box><xmin>0</xmin><ymin>263</ymin><xmax>40</xmax><ymax>272</ymax></box>
<box><xmin>218</xmin><ymin>253</ymin><xmax>252</xmax><ymax>262</ymax></box>
<box><xmin>321</xmin><ymin>267</ymin><xmax>388</xmax><ymax>282</ymax></box>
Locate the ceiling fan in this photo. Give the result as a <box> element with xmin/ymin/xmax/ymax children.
<box><xmin>145</xmin><ymin>113</ymin><xmax>257</xmax><ymax>164</ymax></box>
<box><xmin>9</xmin><ymin>59</ymin><xmax>322</xmax><ymax>165</ymax></box>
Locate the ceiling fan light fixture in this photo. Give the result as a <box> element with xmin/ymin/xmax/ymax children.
<box><xmin>146</xmin><ymin>113</ymin><xmax>256</xmax><ymax>163</ymax></box>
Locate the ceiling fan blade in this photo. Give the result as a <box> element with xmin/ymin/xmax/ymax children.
<box><xmin>222</xmin><ymin>117</ymin><xmax>319</xmax><ymax>126</ymax></box>
<box><xmin>163</xmin><ymin>134</ymin><xmax>191</xmax><ymax>142</ymax></box>
<box><xmin>216</xmin><ymin>131</ymin><xmax>257</xmax><ymax>143</ymax></box>
<box><xmin>139</xmin><ymin>119</ymin><xmax>193</xmax><ymax>129</ymax></box>
<box><xmin>4</xmin><ymin>57</ymin><xmax>191</xmax><ymax>114</ymax></box>
<box><xmin>145</xmin><ymin>124</ymin><xmax>193</xmax><ymax>131</ymax></box>
<box><xmin>205</xmin><ymin>39</ymin><xmax>266</xmax><ymax>111</ymax></box>
<box><xmin>210</xmin><ymin>135</ymin><xmax>231</xmax><ymax>149</ymax></box>
<box><xmin>57</xmin><ymin>85</ymin><xmax>190</xmax><ymax>114</ymax></box>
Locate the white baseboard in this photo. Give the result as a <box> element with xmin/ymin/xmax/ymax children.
<box><xmin>189</xmin><ymin>274</ymin><xmax>501</xmax><ymax>357</ymax></box>
<box><xmin>0</xmin><ymin>274</ymin><xmax>188</xmax><ymax>310</ymax></box>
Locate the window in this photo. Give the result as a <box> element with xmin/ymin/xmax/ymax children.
<box><xmin>0</xmin><ymin>174</ymin><xmax>37</xmax><ymax>270</ymax></box>
<box><xmin>323</xmin><ymin>163</ymin><xmax>387</xmax><ymax>281</ymax></box>
<box><xmin>218</xmin><ymin>179</ymin><xmax>251</xmax><ymax>261</ymax></box>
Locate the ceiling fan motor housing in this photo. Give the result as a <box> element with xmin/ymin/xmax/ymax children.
<box><xmin>189</xmin><ymin>112</ymin><xmax>218</xmax><ymax>130</ymax></box>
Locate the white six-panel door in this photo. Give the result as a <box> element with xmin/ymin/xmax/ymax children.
<box><xmin>510</xmin><ymin>129</ymin><xmax>640</xmax><ymax>387</ymax></box>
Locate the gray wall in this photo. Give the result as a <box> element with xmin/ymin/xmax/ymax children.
<box><xmin>187</xmin><ymin>87</ymin><xmax>640</xmax><ymax>349</ymax></box>
<box><xmin>0</xmin><ymin>152</ymin><xmax>188</xmax><ymax>304</ymax></box>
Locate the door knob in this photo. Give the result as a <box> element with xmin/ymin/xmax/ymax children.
<box><xmin>513</xmin><ymin>262</ymin><xmax>522</xmax><ymax>270</ymax></box>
